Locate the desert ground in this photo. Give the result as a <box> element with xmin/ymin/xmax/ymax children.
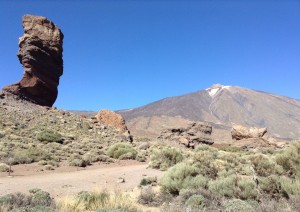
<box><xmin>0</xmin><ymin>161</ymin><xmax>163</xmax><ymax>198</ymax></box>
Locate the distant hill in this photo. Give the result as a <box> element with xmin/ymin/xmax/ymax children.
<box><xmin>118</xmin><ymin>84</ymin><xmax>300</xmax><ymax>140</ymax></box>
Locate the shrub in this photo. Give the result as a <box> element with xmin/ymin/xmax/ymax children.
<box><xmin>29</xmin><ymin>188</ymin><xmax>53</xmax><ymax>207</ymax></box>
<box><xmin>44</xmin><ymin>165</ymin><xmax>55</xmax><ymax>170</ymax></box>
<box><xmin>259</xmin><ymin>176</ymin><xmax>289</xmax><ymax>199</ymax></box>
<box><xmin>140</xmin><ymin>176</ymin><xmax>157</xmax><ymax>186</ymax></box>
<box><xmin>275</xmin><ymin>142</ymin><xmax>300</xmax><ymax>177</ymax></box>
<box><xmin>278</xmin><ymin>176</ymin><xmax>300</xmax><ymax>196</ymax></box>
<box><xmin>160</xmin><ymin>163</ymin><xmax>201</xmax><ymax>195</ymax></box>
<box><xmin>182</xmin><ymin>175</ymin><xmax>208</xmax><ymax>190</ymax></box>
<box><xmin>0</xmin><ymin>163</ymin><xmax>9</xmax><ymax>172</ymax></box>
<box><xmin>69</xmin><ymin>158</ymin><xmax>89</xmax><ymax>167</ymax></box>
<box><xmin>106</xmin><ymin>143</ymin><xmax>137</xmax><ymax>160</ymax></box>
<box><xmin>237</xmin><ymin>178</ymin><xmax>258</xmax><ymax>200</ymax></box>
<box><xmin>13</xmin><ymin>148</ymin><xmax>52</xmax><ymax>164</ymax></box>
<box><xmin>185</xmin><ymin>194</ymin><xmax>205</xmax><ymax>209</ymax></box>
<box><xmin>224</xmin><ymin>199</ymin><xmax>255</xmax><ymax>212</ymax></box>
<box><xmin>208</xmin><ymin>174</ymin><xmax>237</xmax><ymax>198</ymax></box>
<box><xmin>191</xmin><ymin>147</ymin><xmax>218</xmax><ymax>179</ymax></box>
<box><xmin>138</xmin><ymin>186</ymin><xmax>159</xmax><ymax>206</ymax></box>
<box><xmin>37</xmin><ymin>130</ymin><xmax>63</xmax><ymax>143</ymax></box>
<box><xmin>149</xmin><ymin>147</ymin><xmax>183</xmax><ymax>170</ymax></box>
<box><xmin>250</xmin><ymin>154</ymin><xmax>275</xmax><ymax>177</ymax></box>
<box><xmin>58</xmin><ymin>190</ymin><xmax>138</xmax><ymax>212</ymax></box>
<box><xmin>136</xmin><ymin>151</ymin><xmax>147</xmax><ymax>162</ymax></box>
<box><xmin>0</xmin><ymin>189</ymin><xmax>55</xmax><ymax>211</ymax></box>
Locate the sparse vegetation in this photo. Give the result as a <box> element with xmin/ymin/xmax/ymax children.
<box><xmin>1</xmin><ymin>94</ymin><xmax>300</xmax><ymax>211</ymax></box>
<box><xmin>37</xmin><ymin>129</ymin><xmax>64</xmax><ymax>143</ymax></box>
<box><xmin>58</xmin><ymin>190</ymin><xmax>139</xmax><ymax>212</ymax></box>
<box><xmin>0</xmin><ymin>189</ymin><xmax>55</xmax><ymax>212</ymax></box>
<box><xmin>106</xmin><ymin>142</ymin><xmax>137</xmax><ymax>160</ymax></box>
<box><xmin>158</xmin><ymin>141</ymin><xmax>300</xmax><ymax>211</ymax></box>
<box><xmin>149</xmin><ymin>146</ymin><xmax>183</xmax><ymax>170</ymax></box>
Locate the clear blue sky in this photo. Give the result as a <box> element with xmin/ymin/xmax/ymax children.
<box><xmin>0</xmin><ymin>0</ymin><xmax>299</xmax><ymax>111</ymax></box>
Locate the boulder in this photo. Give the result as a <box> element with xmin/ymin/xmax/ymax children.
<box><xmin>3</xmin><ymin>14</ymin><xmax>64</xmax><ymax>107</ymax></box>
<box><xmin>95</xmin><ymin>110</ymin><xmax>132</xmax><ymax>141</ymax></box>
<box><xmin>231</xmin><ymin>125</ymin><xmax>284</xmax><ymax>148</ymax></box>
<box><xmin>231</xmin><ymin>125</ymin><xmax>267</xmax><ymax>140</ymax></box>
<box><xmin>158</xmin><ymin>122</ymin><xmax>213</xmax><ymax>148</ymax></box>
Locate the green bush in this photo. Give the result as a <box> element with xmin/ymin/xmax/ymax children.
<box><xmin>0</xmin><ymin>163</ymin><xmax>9</xmax><ymax>172</ymax></box>
<box><xmin>29</xmin><ymin>188</ymin><xmax>53</xmax><ymax>207</ymax></box>
<box><xmin>136</xmin><ymin>151</ymin><xmax>147</xmax><ymax>162</ymax></box>
<box><xmin>149</xmin><ymin>147</ymin><xmax>183</xmax><ymax>171</ymax></box>
<box><xmin>208</xmin><ymin>174</ymin><xmax>237</xmax><ymax>198</ymax></box>
<box><xmin>191</xmin><ymin>147</ymin><xmax>218</xmax><ymax>179</ymax></box>
<box><xmin>37</xmin><ymin>130</ymin><xmax>63</xmax><ymax>143</ymax></box>
<box><xmin>160</xmin><ymin>163</ymin><xmax>203</xmax><ymax>195</ymax></box>
<box><xmin>13</xmin><ymin>148</ymin><xmax>52</xmax><ymax>164</ymax></box>
<box><xmin>279</xmin><ymin>176</ymin><xmax>300</xmax><ymax>196</ymax></box>
<box><xmin>224</xmin><ymin>199</ymin><xmax>255</xmax><ymax>212</ymax></box>
<box><xmin>250</xmin><ymin>154</ymin><xmax>275</xmax><ymax>177</ymax></box>
<box><xmin>259</xmin><ymin>176</ymin><xmax>289</xmax><ymax>199</ymax></box>
<box><xmin>106</xmin><ymin>143</ymin><xmax>137</xmax><ymax>160</ymax></box>
<box><xmin>185</xmin><ymin>194</ymin><xmax>205</xmax><ymax>209</ymax></box>
<box><xmin>140</xmin><ymin>176</ymin><xmax>157</xmax><ymax>186</ymax></box>
<box><xmin>0</xmin><ymin>189</ymin><xmax>55</xmax><ymax>211</ymax></box>
<box><xmin>276</xmin><ymin>141</ymin><xmax>300</xmax><ymax>177</ymax></box>
<box><xmin>237</xmin><ymin>178</ymin><xmax>258</xmax><ymax>200</ymax></box>
<box><xmin>69</xmin><ymin>158</ymin><xmax>89</xmax><ymax>167</ymax></box>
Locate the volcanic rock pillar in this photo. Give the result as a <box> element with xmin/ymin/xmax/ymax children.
<box><xmin>3</xmin><ymin>14</ymin><xmax>64</xmax><ymax>107</ymax></box>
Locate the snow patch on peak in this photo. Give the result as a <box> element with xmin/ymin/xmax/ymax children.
<box><xmin>206</xmin><ymin>84</ymin><xmax>232</xmax><ymax>97</ymax></box>
<box><xmin>208</xmin><ymin>88</ymin><xmax>220</xmax><ymax>97</ymax></box>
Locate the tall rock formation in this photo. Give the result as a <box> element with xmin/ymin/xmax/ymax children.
<box><xmin>3</xmin><ymin>14</ymin><xmax>64</xmax><ymax>107</ymax></box>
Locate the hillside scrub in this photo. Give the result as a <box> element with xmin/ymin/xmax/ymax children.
<box><xmin>37</xmin><ymin>129</ymin><xmax>64</xmax><ymax>143</ymax></box>
<box><xmin>0</xmin><ymin>189</ymin><xmax>55</xmax><ymax>212</ymax></box>
<box><xmin>106</xmin><ymin>142</ymin><xmax>138</xmax><ymax>160</ymax></box>
<box><xmin>0</xmin><ymin>99</ymin><xmax>128</xmax><ymax>170</ymax></box>
<box><xmin>149</xmin><ymin>146</ymin><xmax>183</xmax><ymax>171</ymax></box>
<box><xmin>159</xmin><ymin>141</ymin><xmax>300</xmax><ymax>211</ymax></box>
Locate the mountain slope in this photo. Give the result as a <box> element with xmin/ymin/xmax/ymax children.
<box><xmin>119</xmin><ymin>84</ymin><xmax>300</xmax><ymax>139</ymax></box>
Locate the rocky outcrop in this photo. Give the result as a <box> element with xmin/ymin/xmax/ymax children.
<box><xmin>3</xmin><ymin>14</ymin><xmax>63</xmax><ymax>107</ymax></box>
<box><xmin>231</xmin><ymin>125</ymin><xmax>267</xmax><ymax>140</ymax></box>
<box><xmin>158</xmin><ymin>122</ymin><xmax>213</xmax><ymax>148</ymax></box>
<box><xmin>231</xmin><ymin>125</ymin><xmax>285</xmax><ymax>148</ymax></box>
<box><xmin>95</xmin><ymin>110</ymin><xmax>132</xmax><ymax>141</ymax></box>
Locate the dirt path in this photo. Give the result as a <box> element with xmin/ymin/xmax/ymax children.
<box><xmin>0</xmin><ymin>162</ymin><xmax>163</xmax><ymax>198</ymax></box>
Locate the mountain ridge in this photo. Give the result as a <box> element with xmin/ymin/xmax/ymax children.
<box><xmin>117</xmin><ymin>84</ymin><xmax>300</xmax><ymax>140</ymax></box>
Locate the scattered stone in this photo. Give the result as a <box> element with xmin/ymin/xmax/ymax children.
<box><xmin>117</xmin><ymin>177</ymin><xmax>125</xmax><ymax>183</ymax></box>
<box><xmin>3</xmin><ymin>14</ymin><xmax>64</xmax><ymax>107</ymax></box>
<box><xmin>138</xmin><ymin>142</ymin><xmax>150</xmax><ymax>150</ymax></box>
<box><xmin>158</xmin><ymin>122</ymin><xmax>213</xmax><ymax>148</ymax></box>
<box><xmin>0</xmin><ymin>93</ymin><xmax>5</xmax><ymax>99</ymax></box>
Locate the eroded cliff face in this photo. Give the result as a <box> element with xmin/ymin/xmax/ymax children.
<box><xmin>3</xmin><ymin>14</ymin><xmax>63</xmax><ymax>107</ymax></box>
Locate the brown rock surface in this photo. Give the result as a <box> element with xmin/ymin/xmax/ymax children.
<box><xmin>231</xmin><ymin>125</ymin><xmax>267</xmax><ymax>140</ymax></box>
<box><xmin>231</xmin><ymin>125</ymin><xmax>285</xmax><ymax>148</ymax></box>
<box><xmin>95</xmin><ymin>110</ymin><xmax>132</xmax><ymax>141</ymax></box>
<box><xmin>158</xmin><ymin>122</ymin><xmax>213</xmax><ymax>147</ymax></box>
<box><xmin>3</xmin><ymin>14</ymin><xmax>63</xmax><ymax>107</ymax></box>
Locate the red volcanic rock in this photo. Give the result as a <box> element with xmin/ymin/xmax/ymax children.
<box><xmin>3</xmin><ymin>14</ymin><xmax>63</xmax><ymax>107</ymax></box>
<box><xmin>95</xmin><ymin>110</ymin><xmax>132</xmax><ymax>142</ymax></box>
<box><xmin>96</xmin><ymin>110</ymin><xmax>129</xmax><ymax>133</ymax></box>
